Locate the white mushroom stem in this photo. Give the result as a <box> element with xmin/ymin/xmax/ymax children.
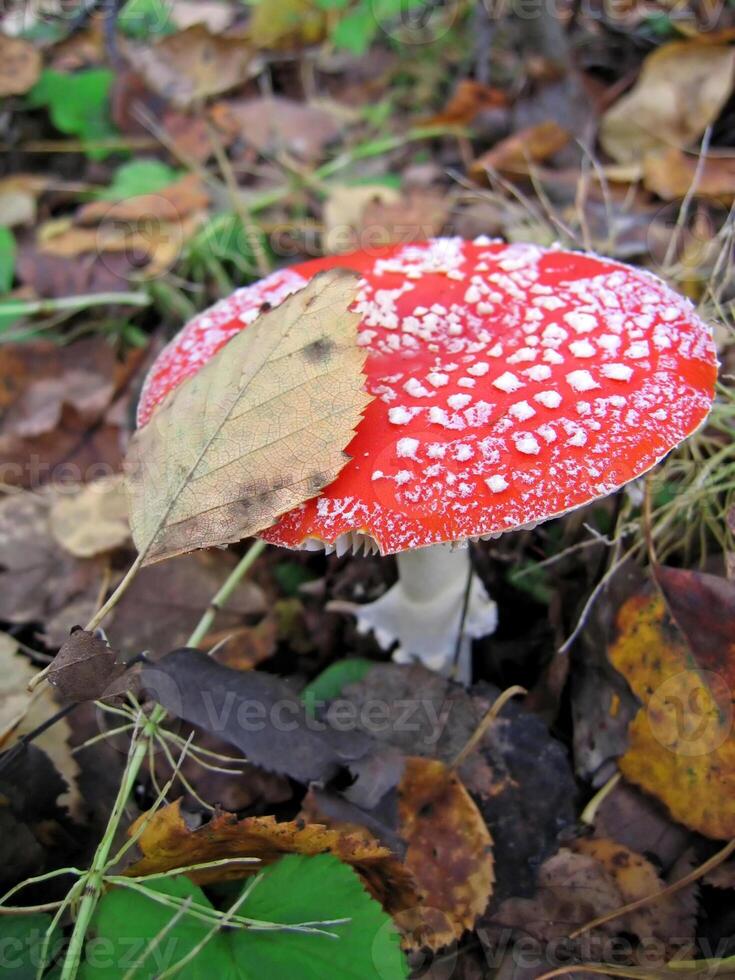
<box><xmin>329</xmin><ymin>542</ymin><xmax>498</xmax><ymax>684</ymax></box>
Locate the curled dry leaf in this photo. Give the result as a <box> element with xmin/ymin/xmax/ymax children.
<box><xmin>643</xmin><ymin>147</ymin><xmax>735</xmax><ymax>203</ymax></box>
<box><xmin>600</xmin><ymin>41</ymin><xmax>735</xmax><ymax>164</ymax></box>
<box><xmin>0</xmin><ymin>490</ymin><xmax>104</xmax><ymax>635</ymax></box>
<box><xmin>76</xmin><ymin>173</ymin><xmax>209</xmax><ymax>225</ymax></box>
<box><xmin>421</xmin><ymin>79</ymin><xmax>508</xmax><ymax>126</ymax></box>
<box><xmin>486</xmin><ymin>839</ymin><xmax>694</xmax><ymax>962</ymax></box>
<box><xmin>125</xmin><ymin>270</ymin><xmax>370</xmax><ymax>564</ymax></box>
<box><xmin>48</xmin><ymin>628</ymin><xmax>137</xmax><ymax>703</ymax></box>
<box><xmin>122</xmin><ymin>24</ymin><xmax>259</xmax><ymax>109</ymax></box>
<box><xmin>49</xmin><ymin>475</ymin><xmax>129</xmax><ymax>558</ymax></box>
<box><xmin>470</xmin><ymin>121</ymin><xmax>570</xmax><ymax>178</ymax></box>
<box><xmin>0</xmin><ymin>34</ymin><xmax>41</xmax><ymax>97</ymax></box>
<box><xmin>608</xmin><ymin>571</ymin><xmax>735</xmax><ymax>839</ymax></box>
<box><xmin>211</xmin><ymin>96</ymin><xmax>343</xmax><ymax>163</ymax></box>
<box><xmin>124</xmin><ymin>797</ymin><xmax>419</xmax><ymax>913</ymax></box>
<box><xmin>395</xmin><ymin>756</ymin><xmax>494</xmax><ymax>951</ymax></box>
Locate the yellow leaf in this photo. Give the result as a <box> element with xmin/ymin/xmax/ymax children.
<box><xmin>125</xmin><ymin>270</ymin><xmax>370</xmax><ymax>564</ymax></box>
<box><xmin>600</xmin><ymin>41</ymin><xmax>735</xmax><ymax>163</ymax></box>
<box><xmin>247</xmin><ymin>0</ymin><xmax>328</xmax><ymax>50</ymax></box>
<box><xmin>608</xmin><ymin>589</ymin><xmax>735</xmax><ymax>839</ymax></box>
<box><xmin>124</xmin><ymin>798</ymin><xmax>419</xmax><ymax>913</ymax></box>
<box><xmin>395</xmin><ymin>757</ymin><xmax>494</xmax><ymax>951</ymax></box>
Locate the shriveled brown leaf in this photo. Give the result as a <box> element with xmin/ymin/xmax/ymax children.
<box><xmin>471</xmin><ymin>121</ymin><xmax>570</xmax><ymax>178</ymax></box>
<box><xmin>323</xmin><ymin>184</ymin><xmax>401</xmax><ymax>254</ymax></box>
<box><xmin>395</xmin><ymin>756</ymin><xmax>494</xmax><ymax>951</ymax></box>
<box><xmin>49</xmin><ymin>474</ymin><xmax>129</xmax><ymax>558</ymax></box>
<box><xmin>211</xmin><ymin>96</ymin><xmax>342</xmax><ymax>162</ymax></box>
<box><xmin>124</xmin><ymin>797</ymin><xmax>419</xmax><ymax>913</ymax></box>
<box><xmin>37</xmin><ymin>208</ymin><xmax>204</xmax><ymax>282</ymax></box>
<box><xmin>643</xmin><ymin>147</ymin><xmax>735</xmax><ymax>202</ymax></box>
<box><xmin>76</xmin><ymin>173</ymin><xmax>209</xmax><ymax>225</ymax></box>
<box><xmin>600</xmin><ymin>41</ymin><xmax>735</xmax><ymax>163</ymax></box>
<box><xmin>125</xmin><ymin>270</ymin><xmax>370</xmax><ymax>564</ymax></box>
<box><xmin>0</xmin><ymin>490</ymin><xmax>104</xmax><ymax>631</ymax></box>
<box><xmin>422</xmin><ymin>79</ymin><xmax>508</xmax><ymax>126</ymax></box>
<box><xmin>324</xmin><ymin>186</ymin><xmax>450</xmax><ymax>255</ymax></box>
<box><xmin>123</xmin><ymin>25</ymin><xmax>258</xmax><ymax>109</ymax></box>
<box><xmin>0</xmin><ymin>338</ymin><xmax>134</xmax><ymax>489</ymax></box>
<box><xmin>0</xmin><ymin>34</ymin><xmax>41</xmax><ymax>97</ymax></box>
<box><xmin>47</xmin><ymin>628</ymin><xmax>135</xmax><ymax>703</ymax></box>
<box><xmin>573</xmin><ymin>838</ymin><xmax>696</xmax><ymax>950</ymax></box>
<box><xmin>204</xmin><ymin>615</ymin><xmax>278</xmax><ymax>670</ymax></box>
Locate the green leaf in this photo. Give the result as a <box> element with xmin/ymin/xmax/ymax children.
<box><xmin>96</xmin><ymin>160</ymin><xmax>182</xmax><ymax>201</ymax></box>
<box><xmin>0</xmin><ymin>227</ymin><xmax>16</xmax><ymax>293</ymax></box>
<box><xmin>273</xmin><ymin>560</ymin><xmax>316</xmax><ymax>596</ymax></box>
<box><xmin>119</xmin><ymin>0</ymin><xmax>176</xmax><ymax>39</ymax></box>
<box><xmin>28</xmin><ymin>70</ymin><xmax>117</xmax><ymax>160</ymax></box>
<box><xmin>81</xmin><ymin>856</ymin><xmax>406</xmax><ymax>979</ymax></box>
<box><xmin>331</xmin><ymin>7</ymin><xmax>378</xmax><ymax>54</ymax></box>
<box><xmin>302</xmin><ymin>658</ymin><xmax>375</xmax><ymax>717</ymax></box>
<box><xmin>80</xmin><ymin>877</ymin><xmax>236</xmax><ymax>980</ymax></box>
<box><xmin>231</xmin><ymin>855</ymin><xmax>407</xmax><ymax>980</ymax></box>
<box><xmin>0</xmin><ymin>913</ymin><xmax>62</xmax><ymax>979</ymax></box>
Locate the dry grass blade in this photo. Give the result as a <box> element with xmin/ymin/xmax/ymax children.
<box><xmin>125</xmin><ymin>270</ymin><xmax>369</xmax><ymax>564</ymax></box>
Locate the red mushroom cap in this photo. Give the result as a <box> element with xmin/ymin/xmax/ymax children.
<box><xmin>138</xmin><ymin>239</ymin><xmax>718</xmax><ymax>555</ymax></box>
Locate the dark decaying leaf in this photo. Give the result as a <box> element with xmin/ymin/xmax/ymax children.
<box><xmin>340</xmin><ymin>663</ymin><xmax>576</xmax><ymax>905</ymax></box>
<box><xmin>48</xmin><ymin>628</ymin><xmax>139</xmax><ymax>703</ymax></box>
<box><xmin>140</xmin><ymin>649</ymin><xmax>404</xmax><ymax>810</ymax></box>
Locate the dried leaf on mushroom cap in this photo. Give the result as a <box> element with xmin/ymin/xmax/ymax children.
<box><xmin>138</xmin><ymin>238</ymin><xmax>718</xmax><ymax>556</ymax></box>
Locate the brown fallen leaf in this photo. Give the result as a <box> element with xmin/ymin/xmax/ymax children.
<box><xmin>322</xmin><ymin>182</ymin><xmax>449</xmax><ymax>257</ymax></box>
<box><xmin>38</xmin><ymin>208</ymin><xmax>205</xmax><ymax>282</ymax></box>
<box><xmin>211</xmin><ymin>96</ymin><xmax>343</xmax><ymax>162</ymax></box>
<box><xmin>76</xmin><ymin>173</ymin><xmax>209</xmax><ymax>225</ymax></box>
<box><xmin>124</xmin><ymin>797</ymin><xmax>418</xmax><ymax>913</ymax></box>
<box><xmin>125</xmin><ymin>270</ymin><xmax>370</xmax><ymax>564</ymax></box>
<box><xmin>49</xmin><ymin>475</ymin><xmax>129</xmax><ymax>558</ymax></box>
<box><xmin>0</xmin><ymin>33</ymin><xmax>41</xmax><ymax>97</ymax></box>
<box><xmin>608</xmin><ymin>572</ymin><xmax>735</xmax><ymax>839</ymax></box>
<box><xmin>204</xmin><ymin>616</ymin><xmax>278</xmax><ymax>670</ymax></box>
<box><xmin>0</xmin><ymin>490</ymin><xmax>104</xmax><ymax>633</ymax></box>
<box><xmin>106</xmin><ymin>550</ymin><xmax>266</xmax><ymax>656</ymax></box>
<box><xmin>122</xmin><ymin>25</ymin><xmax>258</xmax><ymax>109</ymax></box>
<box><xmin>322</xmin><ymin>184</ymin><xmax>401</xmax><ymax>254</ymax></box>
<box><xmin>600</xmin><ymin>41</ymin><xmax>735</xmax><ymax>164</ymax></box>
<box><xmin>471</xmin><ymin>121</ymin><xmax>570</xmax><ymax>178</ymax></box>
<box><xmin>395</xmin><ymin>756</ymin><xmax>494</xmax><ymax>951</ymax></box>
<box><xmin>0</xmin><ymin>338</ymin><xmax>134</xmax><ymax>489</ymax></box>
<box><xmin>572</xmin><ymin>838</ymin><xmax>695</xmax><ymax>951</ymax></box>
<box><xmin>643</xmin><ymin>147</ymin><xmax>735</xmax><ymax>203</ymax></box>
<box><xmin>47</xmin><ymin>628</ymin><xmax>136</xmax><ymax>703</ymax></box>
<box><xmin>421</xmin><ymin>79</ymin><xmax>509</xmax><ymax>126</ymax></box>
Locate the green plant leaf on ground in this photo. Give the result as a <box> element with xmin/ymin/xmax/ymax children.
<box><xmin>331</xmin><ymin>5</ymin><xmax>378</xmax><ymax>53</ymax></box>
<box><xmin>27</xmin><ymin>70</ymin><xmax>117</xmax><ymax>159</ymax></box>
<box><xmin>302</xmin><ymin>658</ymin><xmax>375</xmax><ymax>716</ymax></box>
<box><xmin>95</xmin><ymin>160</ymin><xmax>183</xmax><ymax>201</ymax></box>
<box><xmin>80</xmin><ymin>876</ymin><xmax>233</xmax><ymax>980</ymax></box>
<box><xmin>0</xmin><ymin>912</ymin><xmax>62</xmax><ymax>979</ymax></box>
<box><xmin>0</xmin><ymin>226</ymin><xmax>16</xmax><ymax>293</ymax></box>
<box><xmin>119</xmin><ymin>0</ymin><xmax>176</xmax><ymax>39</ymax></box>
<box><xmin>80</xmin><ymin>855</ymin><xmax>407</xmax><ymax>979</ymax></box>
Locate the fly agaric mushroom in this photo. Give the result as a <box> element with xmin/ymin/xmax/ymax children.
<box><xmin>138</xmin><ymin>239</ymin><xmax>718</xmax><ymax>681</ymax></box>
